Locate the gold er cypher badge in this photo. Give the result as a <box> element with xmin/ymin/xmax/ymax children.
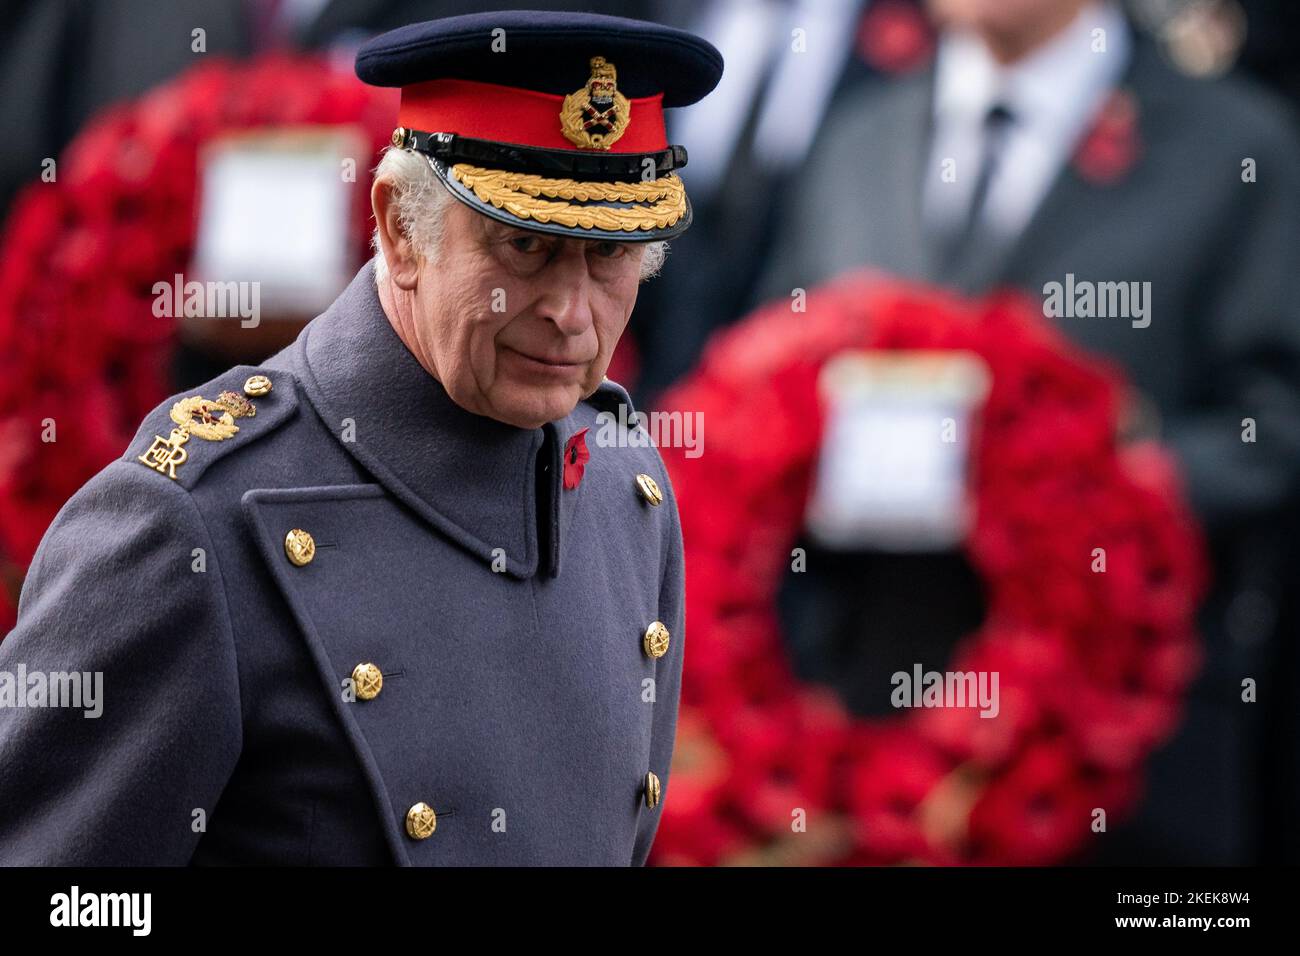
<box><xmin>137</xmin><ymin>391</ymin><xmax>257</xmax><ymax>480</ymax></box>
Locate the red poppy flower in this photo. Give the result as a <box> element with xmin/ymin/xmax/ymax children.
<box><xmin>1072</xmin><ymin>89</ymin><xmax>1141</xmax><ymax>186</ymax></box>
<box><xmin>855</xmin><ymin>0</ymin><xmax>936</xmax><ymax>75</ymax></box>
<box><xmin>562</xmin><ymin>427</ymin><xmax>590</xmax><ymax>490</ymax></box>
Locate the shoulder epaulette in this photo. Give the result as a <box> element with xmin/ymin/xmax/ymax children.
<box><xmin>128</xmin><ymin>365</ymin><xmax>299</xmax><ymax>489</ymax></box>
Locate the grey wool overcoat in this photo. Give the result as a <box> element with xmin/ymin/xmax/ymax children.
<box><xmin>0</xmin><ymin>261</ymin><xmax>686</xmax><ymax>865</ymax></box>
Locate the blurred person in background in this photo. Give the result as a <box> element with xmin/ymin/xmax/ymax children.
<box><xmin>756</xmin><ymin>0</ymin><xmax>1300</xmax><ymax>863</ymax></box>
<box><xmin>629</xmin><ymin>0</ymin><xmax>1300</xmax><ymax>408</ymax></box>
<box><xmin>630</xmin><ymin>0</ymin><xmax>877</xmax><ymax>403</ymax></box>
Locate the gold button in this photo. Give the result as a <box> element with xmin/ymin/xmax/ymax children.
<box><xmin>284</xmin><ymin>528</ymin><xmax>316</xmax><ymax>566</ymax></box>
<box><xmin>635</xmin><ymin>473</ymin><xmax>663</xmax><ymax>506</ymax></box>
<box><xmin>643</xmin><ymin>620</ymin><xmax>670</xmax><ymax>659</ymax></box>
<box><xmin>405</xmin><ymin>802</ymin><xmax>437</xmax><ymax>840</ymax></box>
<box><xmin>391</xmin><ymin>126</ymin><xmax>408</xmax><ymax>148</ymax></box>
<box><xmin>644</xmin><ymin>771</ymin><xmax>662</xmax><ymax>809</ymax></box>
<box><xmin>244</xmin><ymin>374</ymin><xmax>272</xmax><ymax>397</ymax></box>
<box><xmin>352</xmin><ymin>663</ymin><xmax>383</xmax><ymax>701</ymax></box>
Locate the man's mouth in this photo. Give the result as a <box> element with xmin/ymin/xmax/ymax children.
<box><xmin>502</xmin><ymin>346</ymin><xmax>586</xmax><ymax>370</ymax></box>
<box><xmin>501</xmin><ymin>343</ymin><xmax>590</xmax><ymax>377</ymax></box>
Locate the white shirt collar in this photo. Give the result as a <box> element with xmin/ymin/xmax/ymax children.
<box><xmin>932</xmin><ymin>0</ymin><xmax>1132</xmax><ymax>132</ymax></box>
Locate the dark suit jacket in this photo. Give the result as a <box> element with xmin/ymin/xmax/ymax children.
<box><xmin>761</xmin><ymin>34</ymin><xmax>1300</xmax><ymax>530</ymax></box>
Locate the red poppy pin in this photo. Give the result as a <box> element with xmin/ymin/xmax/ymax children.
<box><xmin>1072</xmin><ymin>89</ymin><xmax>1141</xmax><ymax>186</ymax></box>
<box><xmin>854</xmin><ymin>0</ymin><xmax>936</xmax><ymax>75</ymax></box>
<box><xmin>563</xmin><ymin>427</ymin><xmax>590</xmax><ymax>490</ymax></box>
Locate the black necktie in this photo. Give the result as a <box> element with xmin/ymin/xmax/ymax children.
<box><xmin>935</xmin><ymin>102</ymin><xmax>1016</xmax><ymax>284</ymax></box>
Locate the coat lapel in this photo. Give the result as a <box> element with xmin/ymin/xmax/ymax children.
<box><xmin>798</xmin><ymin>69</ymin><xmax>938</xmax><ymax>286</ymax></box>
<box><xmin>871</xmin><ymin>68</ymin><xmax>938</xmax><ymax>281</ymax></box>
<box><xmin>287</xmin><ymin>263</ymin><xmax>583</xmax><ymax>580</ymax></box>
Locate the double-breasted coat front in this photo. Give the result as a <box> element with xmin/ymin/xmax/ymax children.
<box><xmin>0</xmin><ymin>262</ymin><xmax>685</xmax><ymax>866</ymax></box>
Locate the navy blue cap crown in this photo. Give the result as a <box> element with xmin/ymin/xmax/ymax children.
<box><xmin>355</xmin><ymin>9</ymin><xmax>723</xmax><ymax>107</ymax></box>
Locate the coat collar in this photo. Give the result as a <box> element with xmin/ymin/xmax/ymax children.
<box><xmin>289</xmin><ymin>262</ymin><xmax>583</xmax><ymax>580</ymax></box>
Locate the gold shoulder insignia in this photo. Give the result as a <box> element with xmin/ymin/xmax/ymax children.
<box><xmin>138</xmin><ymin>392</ymin><xmax>258</xmax><ymax>480</ymax></box>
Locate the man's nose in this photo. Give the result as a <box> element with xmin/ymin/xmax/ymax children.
<box><xmin>535</xmin><ymin>250</ymin><xmax>595</xmax><ymax>335</ymax></box>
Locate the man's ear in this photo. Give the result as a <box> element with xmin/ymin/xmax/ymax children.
<box><xmin>371</xmin><ymin>179</ymin><xmax>420</xmax><ymax>290</ymax></box>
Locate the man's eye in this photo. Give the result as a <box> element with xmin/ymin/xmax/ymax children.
<box><xmin>509</xmin><ymin>235</ymin><xmax>545</xmax><ymax>253</ymax></box>
<box><xmin>592</xmin><ymin>241</ymin><xmax>626</xmax><ymax>258</ymax></box>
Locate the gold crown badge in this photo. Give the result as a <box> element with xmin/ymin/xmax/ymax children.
<box><xmin>559</xmin><ymin>56</ymin><xmax>631</xmax><ymax>150</ymax></box>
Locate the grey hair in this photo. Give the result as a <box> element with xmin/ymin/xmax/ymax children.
<box><xmin>369</xmin><ymin>145</ymin><xmax>669</xmax><ymax>282</ymax></box>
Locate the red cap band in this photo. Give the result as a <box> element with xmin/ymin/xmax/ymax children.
<box><xmin>398</xmin><ymin>78</ymin><xmax>667</xmax><ymax>153</ymax></box>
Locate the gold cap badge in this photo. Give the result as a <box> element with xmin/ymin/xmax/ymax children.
<box><xmin>560</xmin><ymin>56</ymin><xmax>631</xmax><ymax>150</ymax></box>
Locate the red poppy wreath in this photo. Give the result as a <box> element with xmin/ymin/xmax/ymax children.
<box><xmin>0</xmin><ymin>56</ymin><xmax>398</xmax><ymax>626</ymax></box>
<box><xmin>649</xmin><ymin>274</ymin><xmax>1207</xmax><ymax>866</ymax></box>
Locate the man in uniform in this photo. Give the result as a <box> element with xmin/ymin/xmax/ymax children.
<box><xmin>0</xmin><ymin>11</ymin><xmax>722</xmax><ymax>865</ymax></box>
